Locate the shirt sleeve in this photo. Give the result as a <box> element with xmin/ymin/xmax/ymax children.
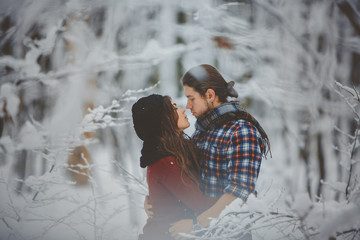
<box><xmin>160</xmin><ymin>158</ymin><xmax>218</xmax><ymax>214</ymax></box>
<box><xmin>224</xmin><ymin>122</ymin><xmax>262</xmax><ymax>201</ymax></box>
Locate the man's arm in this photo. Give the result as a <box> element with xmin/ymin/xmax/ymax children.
<box><xmin>169</xmin><ymin>193</ymin><xmax>239</xmax><ymax>239</ymax></box>
<box><xmin>197</xmin><ymin>192</ymin><xmax>238</xmax><ymax>227</ymax></box>
<box><xmin>144</xmin><ymin>195</ymin><xmax>153</xmax><ymax>218</ymax></box>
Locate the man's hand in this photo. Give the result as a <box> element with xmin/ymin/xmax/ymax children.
<box><xmin>144</xmin><ymin>195</ymin><xmax>154</xmax><ymax>218</ymax></box>
<box><xmin>169</xmin><ymin>219</ymin><xmax>193</xmax><ymax>240</ymax></box>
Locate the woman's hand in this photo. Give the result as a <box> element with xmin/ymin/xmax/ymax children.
<box><xmin>169</xmin><ymin>219</ymin><xmax>193</xmax><ymax>240</ymax></box>
<box><xmin>144</xmin><ymin>195</ymin><xmax>154</xmax><ymax>218</ymax></box>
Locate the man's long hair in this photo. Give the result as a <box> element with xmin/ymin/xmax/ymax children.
<box><xmin>181</xmin><ymin>64</ymin><xmax>238</xmax><ymax>103</ymax></box>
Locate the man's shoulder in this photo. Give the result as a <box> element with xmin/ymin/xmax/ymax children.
<box><xmin>226</xmin><ymin>119</ymin><xmax>260</xmax><ymax>137</ymax></box>
<box><xmin>222</xmin><ymin>118</ymin><xmax>253</xmax><ymax>130</ymax></box>
<box><xmin>232</xmin><ymin>119</ymin><xmax>255</xmax><ymax>127</ymax></box>
<box><xmin>193</xmin><ymin>119</ymin><xmax>259</xmax><ymax>138</ymax></box>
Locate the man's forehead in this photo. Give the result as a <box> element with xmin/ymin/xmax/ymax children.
<box><xmin>184</xmin><ymin>86</ymin><xmax>196</xmax><ymax>96</ymax></box>
<box><xmin>185</xmin><ymin>92</ymin><xmax>197</xmax><ymax>99</ymax></box>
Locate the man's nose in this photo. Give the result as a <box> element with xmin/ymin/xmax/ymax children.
<box><xmin>186</xmin><ymin>102</ymin><xmax>191</xmax><ymax>109</ymax></box>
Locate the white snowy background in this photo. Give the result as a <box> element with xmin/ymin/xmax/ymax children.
<box><xmin>0</xmin><ymin>0</ymin><xmax>359</xmax><ymax>240</ymax></box>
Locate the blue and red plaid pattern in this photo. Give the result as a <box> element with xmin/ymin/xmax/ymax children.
<box><xmin>193</xmin><ymin>103</ymin><xmax>263</xmax><ymax>201</ymax></box>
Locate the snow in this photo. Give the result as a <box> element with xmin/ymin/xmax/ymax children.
<box><xmin>291</xmin><ymin>192</ymin><xmax>313</xmax><ymax>218</ymax></box>
<box><xmin>18</xmin><ymin>121</ymin><xmax>44</xmax><ymax>150</ymax></box>
<box><xmin>0</xmin><ymin>83</ymin><xmax>20</xmax><ymax>119</ymax></box>
<box><xmin>1</xmin><ymin>0</ymin><xmax>360</xmax><ymax>240</ymax></box>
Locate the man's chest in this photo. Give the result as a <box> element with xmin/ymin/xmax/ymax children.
<box><xmin>193</xmin><ymin>129</ymin><xmax>233</xmax><ymax>160</ymax></box>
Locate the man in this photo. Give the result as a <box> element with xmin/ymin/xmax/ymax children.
<box><xmin>169</xmin><ymin>64</ymin><xmax>270</xmax><ymax>239</ymax></box>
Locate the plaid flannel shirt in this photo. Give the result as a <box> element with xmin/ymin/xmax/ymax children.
<box><xmin>193</xmin><ymin>102</ymin><xmax>263</xmax><ymax>201</ymax></box>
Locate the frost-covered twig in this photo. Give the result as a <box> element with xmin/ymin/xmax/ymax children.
<box><xmin>185</xmin><ymin>193</ymin><xmax>360</xmax><ymax>240</ymax></box>
<box><xmin>335</xmin><ymin>81</ymin><xmax>360</xmax><ymax>104</ymax></box>
<box><xmin>187</xmin><ymin>209</ymin><xmax>303</xmax><ymax>240</ymax></box>
<box><xmin>1</xmin><ymin>179</ymin><xmax>22</xmax><ymax>222</ymax></box>
<box><xmin>122</xmin><ymin>82</ymin><xmax>159</xmax><ymax>97</ymax></box>
<box><xmin>336</xmin><ymin>0</ymin><xmax>360</xmax><ymax>35</ymax></box>
<box><xmin>352</xmin><ymin>83</ymin><xmax>360</xmax><ymax>102</ymax></box>
<box><xmin>113</xmin><ymin>161</ymin><xmax>147</xmax><ymax>193</ymax></box>
<box><xmin>336</xmin><ymin>228</ymin><xmax>360</xmax><ymax>238</ymax></box>
<box><xmin>81</xmin><ymin>94</ymin><xmax>144</xmax><ymax>134</ymax></box>
<box><xmin>28</xmin><ymin>194</ymin><xmax>101</xmax><ymax>240</ymax></box>
<box><xmin>32</xmin><ymin>164</ymin><xmax>55</xmax><ymax>201</ymax></box>
<box><xmin>334</xmin><ymin>81</ymin><xmax>360</xmax><ymax>201</ymax></box>
<box><xmin>1</xmin><ymin>218</ymin><xmax>13</xmax><ymax>232</ymax></box>
<box><xmin>251</xmin><ymin>0</ymin><xmax>319</xmax><ymax>62</ymax></box>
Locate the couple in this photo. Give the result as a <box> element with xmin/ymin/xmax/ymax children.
<box><xmin>132</xmin><ymin>64</ymin><xmax>270</xmax><ymax>240</ymax></box>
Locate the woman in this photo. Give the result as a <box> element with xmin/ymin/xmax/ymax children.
<box><xmin>132</xmin><ymin>94</ymin><xmax>218</xmax><ymax>240</ymax></box>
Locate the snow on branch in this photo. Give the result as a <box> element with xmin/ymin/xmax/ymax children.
<box><xmin>334</xmin><ymin>81</ymin><xmax>360</xmax><ymax>200</ymax></box>
<box><xmin>81</xmin><ymin>83</ymin><xmax>159</xmax><ymax>134</ymax></box>
<box><xmin>335</xmin><ymin>81</ymin><xmax>360</xmax><ymax>103</ymax></box>
<box><xmin>181</xmin><ymin>192</ymin><xmax>360</xmax><ymax>240</ymax></box>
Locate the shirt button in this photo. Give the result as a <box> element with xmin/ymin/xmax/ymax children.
<box><xmin>170</xmin><ymin>162</ymin><xmax>174</xmax><ymax>164</ymax></box>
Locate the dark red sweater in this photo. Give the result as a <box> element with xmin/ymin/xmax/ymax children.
<box><xmin>139</xmin><ymin>156</ymin><xmax>218</xmax><ymax>240</ymax></box>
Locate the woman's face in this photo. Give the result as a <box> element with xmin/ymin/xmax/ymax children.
<box><xmin>171</xmin><ymin>99</ymin><xmax>190</xmax><ymax>131</ymax></box>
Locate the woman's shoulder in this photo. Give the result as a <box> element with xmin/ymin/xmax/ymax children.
<box><xmin>150</xmin><ymin>156</ymin><xmax>180</xmax><ymax>168</ymax></box>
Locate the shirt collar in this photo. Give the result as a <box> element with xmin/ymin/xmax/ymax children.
<box><xmin>195</xmin><ymin>101</ymin><xmax>241</xmax><ymax>131</ymax></box>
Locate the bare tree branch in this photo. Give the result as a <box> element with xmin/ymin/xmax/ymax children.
<box><xmin>336</xmin><ymin>0</ymin><xmax>360</xmax><ymax>35</ymax></box>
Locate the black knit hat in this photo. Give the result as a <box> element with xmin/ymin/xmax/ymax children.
<box><xmin>132</xmin><ymin>94</ymin><xmax>164</xmax><ymax>141</ymax></box>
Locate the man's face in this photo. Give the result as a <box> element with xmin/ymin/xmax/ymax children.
<box><xmin>184</xmin><ymin>85</ymin><xmax>209</xmax><ymax>118</ymax></box>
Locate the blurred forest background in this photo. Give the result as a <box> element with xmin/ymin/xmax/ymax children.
<box><xmin>0</xmin><ymin>0</ymin><xmax>359</xmax><ymax>239</ymax></box>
